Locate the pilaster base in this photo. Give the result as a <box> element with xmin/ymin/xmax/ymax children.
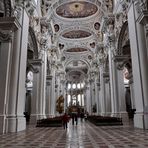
<box><xmin>111</xmin><ymin>112</ymin><xmax>120</xmax><ymax>117</ymax></box>
<box><xmin>100</xmin><ymin>112</ymin><xmax>106</xmax><ymax>116</ymax></box>
<box><xmin>120</xmin><ymin>112</ymin><xmax>129</xmax><ymax>125</ymax></box>
<box><xmin>5</xmin><ymin>116</ymin><xmax>17</xmax><ymax>133</ymax></box>
<box><xmin>0</xmin><ymin>115</ymin><xmax>5</xmax><ymax>134</ymax></box>
<box><xmin>30</xmin><ymin>114</ymin><xmax>38</xmax><ymax>124</ymax></box>
<box><xmin>5</xmin><ymin>115</ymin><xmax>26</xmax><ymax>133</ymax></box>
<box><xmin>17</xmin><ymin>116</ymin><xmax>26</xmax><ymax>132</ymax></box>
<box><xmin>30</xmin><ymin>114</ymin><xmax>46</xmax><ymax>125</ymax></box>
<box><xmin>105</xmin><ymin>112</ymin><xmax>112</xmax><ymax>116</ymax></box>
<box><xmin>134</xmin><ymin>113</ymin><xmax>148</xmax><ymax>129</ymax></box>
<box><xmin>38</xmin><ymin>114</ymin><xmax>46</xmax><ymax>119</ymax></box>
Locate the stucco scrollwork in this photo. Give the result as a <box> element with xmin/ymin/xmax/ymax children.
<box><xmin>4</xmin><ymin>0</ymin><xmax>12</xmax><ymax>17</ymax></box>
<box><xmin>97</xmin><ymin>45</ymin><xmax>107</xmax><ymax>66</ymax></box>
<box><xmin>135</xmin><ymin>0</ymin><xmax>148</xmax><ymax>13</ymax></box>
<box><xmin>115</xmin><ymin>12</ymin><xmax>127</xmax><ymax>39</ymax></box>
<box><xmin>139</xmin><ymin>0</ymin><xmax>148</xmax><ymax>11</ymax></box>
<box><xmin>41</xmin><ymin>0</ymin><xmax>52</xmax><ymax>17</ymax></box>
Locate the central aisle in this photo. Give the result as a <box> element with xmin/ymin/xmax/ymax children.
<box><xmin>0</xmin><ymin>119</ymin><xmax>148</xmax><ymax>147</ymax></box>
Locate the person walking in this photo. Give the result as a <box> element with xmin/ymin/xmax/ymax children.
<box><xmin>62</xmin><ymin>113</ymin><xmax>68</xmax><ymax>129</ymax></box>
<box><xmin>75</xmin><ymin>114</ymin><xmax>78</xmax><ymax>125</ymax></box>
<box><xmin>72</xmin><ymin>113</ymin><xmax>75</xmax><ymax>125</ymax></box>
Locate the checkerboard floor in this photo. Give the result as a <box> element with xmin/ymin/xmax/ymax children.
<box><xmin>1</xmin><ymin>119</ymin><xmax>148</xmax><ymax>148</ymax></box>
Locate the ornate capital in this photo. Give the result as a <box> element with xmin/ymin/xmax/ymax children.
<box><xmin>0</xmin><ymin>17</ymin><xmax>20</xmax><ymax>42</ymax></box>
<box><xmin>116</xmin><ymin>61</ymin><xmax>125</xmax><ymax>70</ymax></box>
<box><xmin>0</xmin><ymin>30</ymin><xmax>12</xmax><ymax>42</ymax></box>
<box><xmin>28</xmin><ymin>59</ymin><xmax>42</xmax><ymax>73</ymax></box>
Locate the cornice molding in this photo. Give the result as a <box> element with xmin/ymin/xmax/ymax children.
<box><xmin>0</xmin><ymin>17</ymin><xmax>20</xmax><ymax>31</ymax></box>
<box><xmin>0</xmin><ymin>17</ymin><xmax>20</xmax><ymax>42</ymax></box>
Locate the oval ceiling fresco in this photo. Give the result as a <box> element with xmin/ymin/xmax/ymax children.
<box><xmin>56</xmin><ymin>1</ymin><xmax>98</xmax><ymax>18</ymax></box>
<box><xmin>62</xmin><ymin>30</ymin><xmax>91</xmax><ymax>39</ymax></box>
<box><xmin>66</xmin><ymin>48</ymin><xmax>88</xmax><ymax>52</ymax></box>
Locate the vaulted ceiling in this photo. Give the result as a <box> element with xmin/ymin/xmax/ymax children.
<box><xmin>41</xmin><ymin>0</ymin><xmax>113</xmax><ymax>83</ymax></box>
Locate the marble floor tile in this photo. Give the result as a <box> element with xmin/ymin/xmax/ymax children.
<box><xmin>0</xmin><ymin>120</ymin><xmax>148</xmax><ymax>148</ymax></box>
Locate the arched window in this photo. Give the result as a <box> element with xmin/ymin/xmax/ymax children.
<box><xmin>68</xmin><ymin>83</ymin><xmax>71</xmax><ymax>89</ymax></box>
<box><xmin>77</xmin><ymin>83</ymin><xmax>80</xmax><ymax>89</ymax></box>
<box><xmin>78</xmin><ymin>94</ymin><xmax>81</xmax><ymax>106</ymax></box>
<box><xmin>67</xmin><ymin>95</ymin><xmax>71</xmax><ymax>106</ymax></box>
<box><xmin>72</xmin><ymin>83</ymin><xmax>76</xmax><ymax>89</ymax></box>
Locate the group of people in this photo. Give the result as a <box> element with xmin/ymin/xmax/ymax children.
<box><xmin>62</xmin><ymin>113</ymin><xmax>79</xmax><ymax>129</ymax></box>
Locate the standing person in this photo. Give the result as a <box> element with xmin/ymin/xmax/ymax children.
<box><xmin>75</xmin><ymin>114</ymin><xmax>78</xmax><ymax>125</ymax></box>
<box><xmin>72</xmin><ymin>113</ymin><xmax>75</xmax><ymax>125</ymax></box>
<box><xmin>62</xmin><ymin>113</ymin><xmax>68</xmax><ymax>129</ymax></box>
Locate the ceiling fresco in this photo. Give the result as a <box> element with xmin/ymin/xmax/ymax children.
<box><xmin>66</xmin><ymin>48</ymin><xmax>88</xmax><ymax>52</ymax></box>
<box><xmin>56</xmin><ymin>1</ymin><xmax>98</xmax><ymax>18</ymax></box>
<box><xmin>62</xmin><ymin>30</ymin><xmax>91</xmax><ymax>39</ymax></box>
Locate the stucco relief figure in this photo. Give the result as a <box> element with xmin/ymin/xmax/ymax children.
<box><xmin>41</xmin><ymin>0</ymin><xmax>52</xmax><ymax>16</ymax></box>
<box><xmin>38</xmin><ymin>25</ymin><xmax>49</xmax><ymax>58</ymax></box>
<box><xmin>104</xmin><ymin>0</ymin><xmax>113</xmax><ymax>13</ymax></box>
<box><xmin>40</xmin><ymin>26</ymin><xmax>48</xmax><ymax>47</ymax></box>
<box><xmin>97</xmin><ymin>32</ymin><xmax>103</xmax><ymax>42</ymax></box>
<box><xmin>115</xmin><ymin>13</ymin><xmax>123</xmax><ymax>38</ymax></box>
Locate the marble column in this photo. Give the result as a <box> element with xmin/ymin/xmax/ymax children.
<box><xmin>36</xmin><ymin>49</ymin><xmax>47</xmax><ymax>119</ymax></box>
<box><xmin>64</xmin><ymin>85</ymin><xmax>67</xmax><ymax>113</ymax></box>
<box><xmin>29</xmin><ymin>59</ymin><xmax>42</xmax><ymax>124</ymax></box>
<box><xmin>128</xmin><ymin>2</ymin><xmax>148</xmax><ymax>128</ymax></box>
<box><xmin>115</xmin><ymin>62</ymin><xmax>128</xmax><ymax>120</ymax></box>
<box><xmin>83</xmin><ymin>91</ymin><xmax>86</xmax><ymax>112</ymax></box>
<box><xmin>104</xmin><ymin>76</ymin><xmax>111</xmax><ymax>116</ymax></box>
<box><xmin>45</xmin><ymin>75</ymin><xmax>52</xmax><ymax>118</ymax></box>
<box><xmin>129</xmin><ymin>75</ymin><xmax>136</xmax><ymax>110</ymax></box>
<box><xmin>50</xmin><ymin>70</ymin><xmax>56</xmax><ymax>116</ymax></box>
<box><xmin>99</xmin><ymin>66</ymin><xmax>106</xmax><ymax>115</ymax></box>
<box><xmin>86</xmin><ymin>85</ymin><xmax>91</xmax><ymax>114</ymax></box>
<box><xmin>97</xmin><ymin>83</ymin><xmax>101</xmax><ymax>115</ymax></box>
<box><xmin>89</xmin><ymin>81</ymin><xmax>93</xmax><ymax>114</ymax></box>
<box><xmin>0</xmin><ymin>18</ymin><xmax>20</xmax><ymax>134</ymax></box>
<box><xmin>4</xmin><ymin>7</ymin><xmax>29</xmax><ymax>133</ymax></box>
<box><xmin>108</xmin><ymin>49</ymin><xmax>119</xmax><ymax>117</ymax></box>
<box><xmin>95</xmin><ymin>79</ymin><xmax>99</xmax><ymax>115</ymax></box>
